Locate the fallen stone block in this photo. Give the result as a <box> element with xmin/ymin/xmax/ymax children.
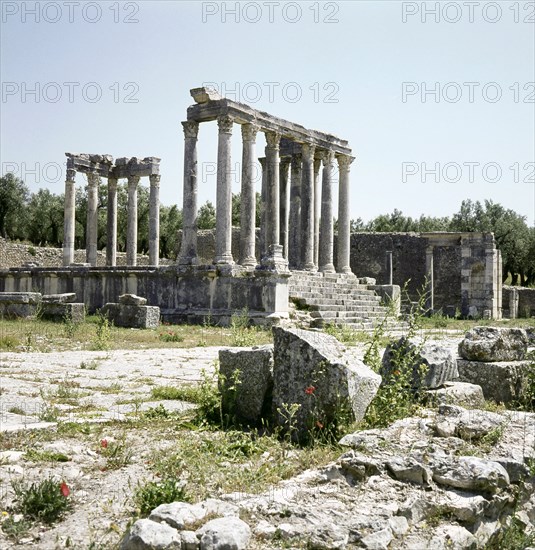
<box><xmin>381</xmin><ymin>337</ymin><xmax>458</xmax><ymax>390</ymax></box>
<box><xmin>120</xmin><ymin>518</ymin><xmax>181</xmax><ymax>549</ymax></box>
<box><xmin>458</xmin><ymin>326</ymin><xmax>528</xmax><ymax>362</ymax></box>
<box><xmin>425</xmin><ymin>382</ymin><xmax>485</xmax><ymax>408</ymax></box>
<box><xmin>456</xmin><ymin>359</ymin><xmax>533</xmax><ymax>404</ymax></box>
<box><xmin>272</xmin><ymin>326</ymin><xmax>381</xmax><ymax>439</ymax></box>
<box><xmin>433</xmin><ymin>404</ymin><xmax>505</xmax><ymax>440</ymax></box>
<box><xmin>119</xmin><ymin>293</ymin><xmax>147</xmax><ymax>306</ymax></box>
<box><xmin>42</xmin><ymin>293</ymin><xmax>76</xmax><ymax>303</ymax></box>
<box><xmin>196</xmin><ymin>516</ymin><xmax>251</xmax><ymax>550</ymax></box>
<box><xmin>432</xmin><ymin>456</ymin><xmax>510</xmax><ymax>494</ymax></box>
<box><xmin>101</xmin><ymin>303</ymin><xmax>160</xmax><ymax>329</ymax></box>
<box><xmin>0</xmin><ymin>292</ymin><xmax>42</xmax><ymax>319</ymax></box>
<box><xmin>218</xmin><ymin>345</ymin><xmax>273</xmax><ymax>422</ymax></box>
<box><xmin>40</xmin><ymin>302</ymin><xmax>85</xmax><ymax>323</ymax></box>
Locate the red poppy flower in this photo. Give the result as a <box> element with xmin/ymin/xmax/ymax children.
<box><xmin>305</xmin><ymin>386</ymin><xmax>315</xmax><ymax>395</ymax></box>
<box><xmin>100</xmin><ymin>439</ymin><xmax>108</xmax><ymax>448</ymax></box>
<box><xmin>315</xmin><ymin>421</ymin><xmax>324</xmax><ymax>429</ymax></box>
<box><xmin>60</xmin><ymin>482</ymin><xmax>70</xmax><ymax>497</ymax></box>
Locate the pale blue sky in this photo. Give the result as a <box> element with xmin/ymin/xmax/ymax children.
<box><xmin>1</xmin><ymin>0</ymin><xmax>534</xmax><ymax>224</ymax></box>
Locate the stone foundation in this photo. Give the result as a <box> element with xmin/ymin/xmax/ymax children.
<box><xmin>0</xmin><ymin>265</ymin><xmax>289</xmax><ymax>326</ymax></box>
<box><xmin>503</xmin><ymin>285</ymin><xmax>535</xmax><ymax>318</ymax></box>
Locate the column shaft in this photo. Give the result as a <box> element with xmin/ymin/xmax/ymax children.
<box><xmin>149</xmin><ymin>174</ymin><xmax>161</xmax><ymax>266</ymax></box>
<box><xmin>178</xmin><ymin>121</ymin><xmax>199</xmax><ymax>264</ymax></box>
<box><xmin>63</xmin><ymin>169</ymin><xmax>76</xmax><ymax>266</ymax></box>
<box><xmin>86</xmin><ymin>172</ymin><xmax>99</xmax><ymax>266</ymax></box>
<box><xmin>239</xmin><ymin>123</ymin><xmax>258</xmax><ymax>266</ymax></box>
<box><xmin>259</xmin><ymin>157</ymin><xmax>267</xmax><ymax>258</ymax></box>
<box><xmin>288</xmin><ymin>153</ymin><xmax>302</xmax><ymax>269</ymax></box>
<box><xmin>279</xmin><ymin>158</ymin><xmax>291</xmax><ymax>259</ymax></box>
<box><xmin>264</xmin><ymin>131</ymin><xmax>281</xmax><ymax>253</ymax></box>
<box><xmin>106</xmin><ymin>177</ymin><xmax>118</xmax><ymax>266</ymax></box>
<box><xmin>337</xmin><ymin>154</ymin><xmax>353</xmax><ymax>273</ymax></box>
<box><xmin>127</xmin><ymin>175</ymin><xmax>140</xmax><ymax>266</ymax></box>
<box><xmin>300</xmin><ymin>143</ymin><xmax>316</xmax><ymax>270</ymax></box>
<box><xmin>214</xmin><ymin>115</ymin><xmax>234</xmax><ymax>264</ymax></box>
<box><xmin>319</xmin><ymin>150</ymin><xmax>335</xmax><ymax>273</ymax></box>
<box><xmin>313</xmin><ymin>158</ymin><xmax>321</xmax><ymax>267</ymax></box>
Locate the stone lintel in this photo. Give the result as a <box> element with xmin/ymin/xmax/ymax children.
<box><xmin>187</xmin><ymin>98</ymin><xmax>352</xmax><ymax>156</ymax></box>
<box><xmin>66</xmin><ymin>153</ymin><xmax>114</xmax><ymax>178</ymax></box>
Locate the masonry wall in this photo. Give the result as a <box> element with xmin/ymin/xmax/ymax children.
<box><xmin>0</xmin><ymin>237</ymin><xmax>172</xmax><ymax>269</ymax></box>
<box><xmin>503</xmin><ymin>285</ymin><xmax>535</xmax><ymax>318</ymax></box>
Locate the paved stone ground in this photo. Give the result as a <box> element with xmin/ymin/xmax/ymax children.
<box><xmin>0</xmin><ymin>348</ymin><xmax>221</xmax><ymax>430</ymax></box>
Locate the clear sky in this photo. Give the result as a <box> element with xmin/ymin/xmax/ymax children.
<box><xmin>1</xmin><ymin>0</ymin><xmax>534</xmax><ymax>225</ymax></box>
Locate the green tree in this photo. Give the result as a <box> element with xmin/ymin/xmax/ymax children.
<box><xmin>27</xmin><ymin>189</ymin><xmax>64</xmax><ymax>246</ymax></box>
<box><xmin>160</xmin><ymin>204</ymin><xmax>183</xmax><ymax>259</ymax></box>
<box><xmin>197</xmin><ymin>201</ymin><xmax>216</xmax><ymax>229</ymax></box>
<box><xmin>0</xmin><ymin>173</ymin><xmax>29</xmax><ymax>239</ymax></box>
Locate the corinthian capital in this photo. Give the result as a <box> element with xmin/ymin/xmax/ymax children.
<box><xmin>320</xmin><ymin>149</ymin><xmax>335</xmax><ymax>166</ymax></box>
<box><xmin>301</xmin><ymin>142</ymin><xmax>316</xmax><ymax>161</ymax></box>
<box><xmin>241</xmin><ymin>123</ymin><xmax>258</xmax><ymax>143</ymax></box>
<box><xmin>217</xmin><ymin>115</ymin><xmax>234</xmax><ymax>134</ymax></box>
<box><xmin>337</xmin><ymin>154</ymin><xmax>354</xmax><ymax>171</ymax></box>
<box><xmin>182</xmin><ymin>120</ymin><xmax>199</xmax><ymax>139</ymax></box>
<box><xmin>264</xmin><ymin>130</ymin><xmax>281</xmax><ymax>149</ymax></box>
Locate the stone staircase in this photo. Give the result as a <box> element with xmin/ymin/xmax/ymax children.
<box><xmin>288</xmin><ymin>271</ymin><xmax>396</xmax><ymax>330</ymax></box>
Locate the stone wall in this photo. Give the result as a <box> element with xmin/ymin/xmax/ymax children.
<box><xmin>0</xmin><ymin>237</ymin><xmax>172</xmax><ymax>269</ymax></box>
<box><xmin>502</xmin><ymin>285</ymin><xmax>535</xmax><ymax>318</ymax></box>
<box><xmin>0</xmin><ymin>265</ymin><xmax>289</xmax><ymax>325</ymax></box>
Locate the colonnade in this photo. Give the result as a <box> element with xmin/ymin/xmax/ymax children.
<box><xmin>63</xmin><ymin>154</ymin><xmax>161</xmax><ymax>267</ymax></box>
<box><xmin>178</xmin><ymin>115</ymin><xmax>354</xmax><ymax>273</ymax></box>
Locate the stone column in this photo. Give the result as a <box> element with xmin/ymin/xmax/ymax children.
<box><xmin>279</xmin><ymin>157</ymin><xmax>291</xmax><ymax>259</ymax></box>
<box><xmin>149</xmin><ymin>174</ymin><xmax>161</xmax><ymax>266</ymax></box>
<box><xmin>106</xmin><ymin>176</ymin><xmax>118</xmax><ymax>266</ymax></box>
<box><xmin>62</xmin><ymin>168</ymin><xmax>76</xmax><ymax>266</ymax></box>
<box><xmin>337</xmin><ymin>154</ymin><xmax>353</xmax><ymax>274</ymax></box>
<box><xmin>178</xmin><ymin>121</ymin><xmax>199</xmax><ymax>265</ymax></box>
<box><xmin>386</xmin><ymin>251</ymin><xmax>393</xmax><ymax>285</ymax></box>
<box><xmin>259</xmin><ymin>157</ymin><xmax>267</xmax><ymax>258</ymax></box>
<box><xmin>239</xmin><ymin>123</ymin><xmax>258</xmax><ymax>266</ymax></box>
<box><xmin>214</xmin><ymin>114</ymin><xmax>234</xmax><ymax>264</ymax></box>
<box><xmin>264</xmin><ymin>131</ymin><xmax>281</xmax><ymax>256</ymax></box>
<box><xmin>319</xmin><ymin>150</ymin><xmax>335</xmax><ymax>273</ymax></box>
<box><xmin>126</xmin><ymin>175</ymin><xmax>140</xmax><ymax>266</ymax></box>
<box><xmin>426</xmin><ymin>246</ymin><xmax>434</xmax><ymax>312</ymax></box>
<box><xmin>300</xmin><ymin>143</ymin><xmax>316</xmax><ymax>270</ymax></box>
<box><xmin>288</xmin><ymin>153</ymin><xmax>302</xmax><ymax>269</ymax></box>
<box><xmin>86</xmin><ymin>171</ymin><xmax>99</xmax><ymax>266</ymax></box>
<box><xmin>313</xmin><ymin>157</ymin><xmax>321</xmax><ymax>267</ymax></box>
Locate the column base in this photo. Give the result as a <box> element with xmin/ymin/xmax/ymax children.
<box><xmin>320</xmin><ymin>264</ymin><xmax>336</xmax><ymax>274</ymax></box>
<box><xmin>338</xmin><ymin>266</ymin><xmax>352</xmax><ymax>274</ymax></box>
<box><xmin>261</xmin><ymin>245</ymin><xmax>289</xmax><ymax>272</ymax></box>
<box><xmin>302</xmin><ymin>262</ymin><xmax>318</xmax><ymax>272</ymax></box>
<box><xmin>214</xmin><ymin>254</ymin><xmax>234</xmax><ymax>265</ymax></box>
<box><xmin>239</xmin><ymin>256</ymin><xmax>257</xmax><ymax>268</ymax></box>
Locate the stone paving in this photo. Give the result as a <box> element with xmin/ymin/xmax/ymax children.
<box><xmin>0</xmin><ymin>348</ymin><xmax>221</xmax><ymax>432</ymax></box>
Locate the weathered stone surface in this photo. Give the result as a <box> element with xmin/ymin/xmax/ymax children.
<box><xmin>218</xmin><ymin>345</ymin><xmax>273</xmax><ymax>422</ymax></box>
<box><xmin>101</xmin><ymin>303</ymin><xmax>160</xmax><ymax>329</ymax></box>
<box><xmin>456</xmin><ymin>359</ymin><xmax>532</xmax><ymax>403</ymax></box>
<box><xmin>386</xmin><ymin>456</ymin><xmax>432</xmax><ymax>485</ymax></box>
<box><xmin>526</xmin><ymin>327</ymin><xmax>535</xmax><ymax>345</ymax></box>
<box><xmin>434</xmin><ymin>405</ymin><xmax>505</xmax><ymax>440</ymax></box>
<box><xmin>428</xmin><ymin>524</ymin><xmax>477</xmax><ymax>549</ymax></box>
<box><xmin>0</xmin><ymin>292</ymin><xmax>42</xmax><ymax>318</ymax></box>
<box><xmin>40</xmin><ymin>302</ymin><xmax>85</xmax><ymax>323</ymax></box>
<box><xmin>120</xmin><ymin>518</ymin><xmax>181</xmax><ymax>549</ymax></box>
<box><xmin>432</xmin><ymin>456</ymin><xmax>510</xmax><ymax>494</ymax></box>
<box><xmin>41</xmin><ymin>293</ymin><xmax>76</xmax><ymax>303</ymax></box>
<box><xmin>272</xmin><ymin>326</ymin><xmax>381</xmax><ymax>437</ymax></box>
<box><xmin>119</xmin><ymin>293</ymin><xmax>148</xmax><ymax>306</ymax></box>
<box><xmin>426</xmin><ymin>382</ymin><xmax>485</xmax><ymax>408</ymax></box>
<box><xmin>150</xmin><ymin>499</ymin><xmax>238</xmax><ymax>530</ymax></box>
<box><xmin>196</xmin><ymin>516</ymin><xmax>251</xmax><ymax>550</ymax></box>
<box><xmin>381</xmin><ymin>337</ymin><xmax>458</xmax><ymax>389</ymax></box>
<box><xmin>180</xmin><ymin>530</ymin><xmax>200</xmax><ymax>550</ymax></box>
<box><xmin>458</xmin><ymin>326</ymin><xmax>528</xmax><ymax>362</ymax></box>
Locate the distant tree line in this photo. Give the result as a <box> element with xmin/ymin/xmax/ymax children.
<box><xmin>1</xmin><ymin>173</ymin><xmax>534</xmax><ymax>285</ymax></box>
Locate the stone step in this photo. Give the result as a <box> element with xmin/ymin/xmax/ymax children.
<box><xmin>293</xmin><ymin>297</ymin><xmax>382</xmax><ymax>308</ymax></box>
